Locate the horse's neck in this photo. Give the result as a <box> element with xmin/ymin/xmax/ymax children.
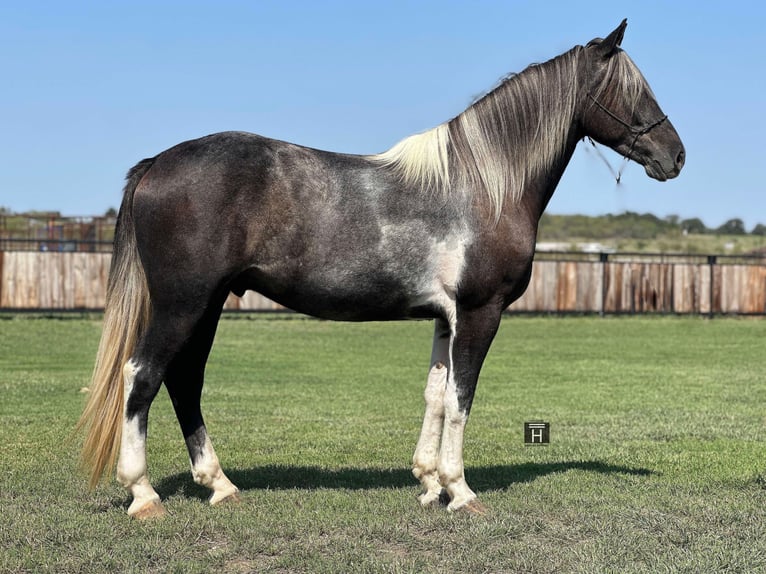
<box><xmin>525</xmin><ymin>127</ymin><xmax>583</xmax><ymax>220</ymax></box>
<box><xmin>489</xmin><ymin>51</ymin><xmax>585</xmax><ymax>221</ymax></box>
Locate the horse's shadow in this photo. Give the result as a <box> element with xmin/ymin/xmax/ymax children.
<box><xmin>153</xmin><ymin>460</ymin><xmax>655</xmax><ymax>502</ymax></box>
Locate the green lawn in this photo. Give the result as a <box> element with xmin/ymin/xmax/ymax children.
<box><xmin>1</xmin><ymin>314</ymin><xmax>765</xmax><ymax>573</ymax></box>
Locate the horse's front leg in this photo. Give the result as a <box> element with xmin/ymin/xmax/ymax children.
<box><xmin>438</xmin><ymin>305</ymin><xmax>501</xmax><ymax>513</ymax></box>
<box><xmin>412</xmin><ymin>319</ymin><xmax>451</xmax><ymax>506</ymax></box>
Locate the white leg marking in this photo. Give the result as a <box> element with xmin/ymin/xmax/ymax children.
<box><xmin>412</xmin><ymin>361</ymin><xmax>447</xmax><ymax>506</ymax></box>
<box><xmin>191</xmin><ymin>435</ymin><xmax>239</xmax><ymax>505</ymax></box>
<box><xmin>115</xmin><ymin>360</ymin><xmax>162</xmax><ymax>517</ymax></box>
<box><xmin>413</xmin><ymin>320</ymin><xmax>457</xmax><ymax>507</ymax></box>
<box><xmin>438</xmin><ymin>377</ymin><xmax>477</xmax><ymax>511</ymax></box>
<box><xmin>436</xmin><ymin>312</ymin><xmax>480</xmax><ymax>512</ymax></box>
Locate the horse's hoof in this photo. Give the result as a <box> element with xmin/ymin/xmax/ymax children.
<box><xmin>418</xmin><ymin>488</ymin><xmax>449</xmax><ymax>508</ymax></box>
<box><xmin>211</xmin><ymin>491</ymin><xmax>241</xmax><ymax>506</ymax></box>
<box><xmin>450</xmin><ymin>498</ymin><xmax>488</xmax><ymax>516</ymax></box>
<box><xmin>130</xmin><ymin>500</ymin><xmax>167</xmax><ymax>520</ymax></box>
<box><xmin>418</xmin><ymin>492</ymin><xmax>441</xmax><ymax>508</ymax></box>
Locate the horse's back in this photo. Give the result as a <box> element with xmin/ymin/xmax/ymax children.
<box><xmin>127</xmin><ymin>131</ymin><xmax>468</xmax><ymax>320</ymax></box>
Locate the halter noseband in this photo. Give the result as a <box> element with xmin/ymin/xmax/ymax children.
<box><xmin>584</xmin><ymin>90</ymin><xmax>668</xmax><ymax>183</ymax></box>
<box><xmin>586</xmin><ymin>91</ymin><xmax>668</xmax><ymax>162</ymax></box>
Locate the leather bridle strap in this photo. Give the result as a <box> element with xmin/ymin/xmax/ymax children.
<box><xmin>585</xmin><ymin>92</ymin><xmax>668</xmax><ymax>182</ymax></box>
<box><xmin>587</xmin><ymin>92</ymin><xmax>668</xmax><ymax>136</ymax></box>
<box><xmin>586</xmin><ymin>92</ymin><xmax>668</xmax><ymax>160</ymax></box>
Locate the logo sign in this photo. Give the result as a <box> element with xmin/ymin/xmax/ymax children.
<box><xmin>524</xmin><ymin>421</ymin><xmax>550</xmax><ymax>445</ymax></box>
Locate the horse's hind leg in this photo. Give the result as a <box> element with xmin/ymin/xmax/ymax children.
<box><xmin>116</xmin><ymin>307</ymin><xmax>202</xmax><ymax>518</ymax></box>
<box><xmin>118</xmin><ymin>357</ymin><xmax>165</xmax><ymax>519</ymax></box>
<box><xmin>117</xmin><ymin>302</ymin><xmax>226</xmax><ymax>518</ymax></box>
<box><xmin>164</xmin><ymin>303</ymin><xmax>239</xmax><ymax>506</ymax></box>
<box><xmin>412</xmin><ymin>318</ymin><xmax>450</xmax><ymax>506</ymax></box>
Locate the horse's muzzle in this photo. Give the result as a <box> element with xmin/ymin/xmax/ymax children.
<box><xmin>645</xmin><ymin>142</ymin><xmax>685</xmax><ymax>181</ymax></box>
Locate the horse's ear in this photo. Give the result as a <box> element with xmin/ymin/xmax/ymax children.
<box><xmin>597</xmin><ymin>19</ymin><xmax>627</xmax><ymax>58</ymax></box>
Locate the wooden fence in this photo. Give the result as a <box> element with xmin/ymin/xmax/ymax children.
<box><xmin>1</xmin><ymin>251</ymin><xmax>765</xmax><ymax>315</ymax></box>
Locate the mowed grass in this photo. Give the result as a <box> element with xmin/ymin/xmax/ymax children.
<box><xmin>1</xmin><ymin>314</ymin><xmax>765</xmax><ymax>573</ymax></box>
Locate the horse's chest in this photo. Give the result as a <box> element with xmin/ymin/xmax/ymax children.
<box><xmin>457</xmin><ymin>229</ymin><xmax>537</xmax><ymax>307</ymax></box>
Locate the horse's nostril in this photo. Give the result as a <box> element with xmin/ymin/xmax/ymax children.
<box><xmin>676</xmin><ymin>149</ymin><xmax>685</xmax><ymax>168</ymax></box>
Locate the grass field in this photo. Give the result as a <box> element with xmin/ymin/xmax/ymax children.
<box><xmin>1</xmin><ymin>314</ymin><xmax>765</xmax><ymax>573</ymax></box>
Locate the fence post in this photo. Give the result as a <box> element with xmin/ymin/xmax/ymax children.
<box><xmin>599</xmin><ymin>252</ymin><xmax>609</xmax><ymax>317</ymax></box>
<box><xmin>707</xmin><ymin>255</ymin><xmax>717</xmax><ymax>318</ymax></box>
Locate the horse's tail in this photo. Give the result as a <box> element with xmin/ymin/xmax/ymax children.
<box><xmin>78</xmin><ymin>158</ymin><xmax>155</xmax><ymax>489</ymax></box>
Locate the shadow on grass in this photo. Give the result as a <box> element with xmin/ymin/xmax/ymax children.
<box><xmin>154</xmin><ymin>460</ymin><xmax>655</xmax><ymax>501</ymax></box>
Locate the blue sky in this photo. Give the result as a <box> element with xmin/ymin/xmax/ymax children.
<box><xmin>1</xmin><ymin>1</ymin><xmax>763</xmax><ymax>229</ymax></box>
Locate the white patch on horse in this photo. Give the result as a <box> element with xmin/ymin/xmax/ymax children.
<box><xmin>191</xmin><ymin>435</ymin><xmax>239</xmax><ymax>505</ymax></box>
<box><xmin>116</xmin><ymin>360</ymin><xmax>162</xmax><ymax>517</ymax></box>
<box><xmin>412</xmin><ymin>229</ymin><xmax>470</xmax><ymax>324</ymax></box>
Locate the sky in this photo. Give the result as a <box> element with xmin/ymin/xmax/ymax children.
<box><xmin>1</xmin><ymin>1</ymin><xmax>763</xmax><ymax>230</ymax></box>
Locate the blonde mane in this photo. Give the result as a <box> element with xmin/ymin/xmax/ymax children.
<box><xmin>373</xmin><ymin>47</ymin><xmax>648</xmax><ymax>218</ymax></box>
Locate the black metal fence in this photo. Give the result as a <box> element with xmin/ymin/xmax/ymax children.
<box><xmin>0</xmin><ymin>238</ymin><xmax>113</xmax><ymax>252</ymax></box>
<box><xmin>0</xmin><ymin>214</ymin><xmax>116</xmax><ymax>253</ymax></box>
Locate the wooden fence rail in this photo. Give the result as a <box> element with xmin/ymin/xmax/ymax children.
<box><xmin>1</xmin><ymin>251</ymin><xmax>765</xmax><ymax>315</ymax></box>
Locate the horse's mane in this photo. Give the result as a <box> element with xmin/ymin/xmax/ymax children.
<box><xmin>373</xmin><ymin>45</ymin><xmax>648</xmax><ymax>218</ymax></box>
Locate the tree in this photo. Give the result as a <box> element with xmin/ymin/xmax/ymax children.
<box><xmin>680</xmin><ymin>218</ymin><xmax>707</xmax><ymax>235</ymax></box>
<box><xmin>104</xmin><ymin>207</ymin><xmax>118</xmax><ymax>218</ymax></box>
<box><xmin>716</xmin><ymin>218</ymin><xmax>746</xmax><ymax>235</ymax></box>
<box><xmin>752</xmin><ymin>223</ymin><xmax>766</xmax><ymax>236</ymax></box>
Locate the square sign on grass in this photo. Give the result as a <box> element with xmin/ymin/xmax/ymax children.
<box><xmin>524</xmin><ymin>421</ymin><xmax>550</xmax><ymax>445</ymax></box>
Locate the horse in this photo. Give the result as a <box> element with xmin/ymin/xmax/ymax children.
<box><xmin>79</xmin><ymin>19</ymin><xmax>684</xmax><ymax>519</ymax></box>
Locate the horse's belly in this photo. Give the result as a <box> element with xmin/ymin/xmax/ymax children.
<box><xmin>232</xmin><ymin>267</ymin><xmax>442</xmax><ymax>321</ymax></box>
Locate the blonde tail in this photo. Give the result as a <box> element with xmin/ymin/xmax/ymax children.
<box><xmin>77</xmin><ymin>158</ymin><xmax>154</xmax><ymax>488</ymax></box>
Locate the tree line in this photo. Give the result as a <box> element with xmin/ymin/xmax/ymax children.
<box><xmin>2</xmin><ymin>207</ymin><xmax>764</xmax><ymax>241</ymax></box>
<box><xmin>538</xmin><ymin>212</ymin><xmax>766</xmax><ymax>240</ymax></box>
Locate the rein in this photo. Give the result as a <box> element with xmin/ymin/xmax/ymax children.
<box><xmin>585</xmin><ymin>91</ymin><xmax>668</xmax><ymax>183</ymax></box>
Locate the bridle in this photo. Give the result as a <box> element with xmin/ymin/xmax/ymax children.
<box><xmin>587</xmin><ymin>91</ymin><xmax>667</xmax><ymax>152</ymax></box>
<box><xmin>584</xmin><ymin>74</ymin><xmax>668</xmax><ymax>183</ymax></box>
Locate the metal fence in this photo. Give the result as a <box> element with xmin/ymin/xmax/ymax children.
<box><xmin>0</xmin><ymin>238</ymin><xmax>114</xmax><ymax>253</ymax></box>
<box><xmin>0</xmin><ymin>215</ymin><xmax>116</xmax><ymax>253</ymax></box>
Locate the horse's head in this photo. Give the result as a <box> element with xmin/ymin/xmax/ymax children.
<box><xmin>581</xmin><ymin>19</ymin><xmax>685</xmax><ymax>181</ymax></box>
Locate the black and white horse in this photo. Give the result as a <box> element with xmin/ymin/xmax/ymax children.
<box><xmin>79</xmin><ymin>20</ymin><xmax>684</xmax><ymax>518</ymax></box>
